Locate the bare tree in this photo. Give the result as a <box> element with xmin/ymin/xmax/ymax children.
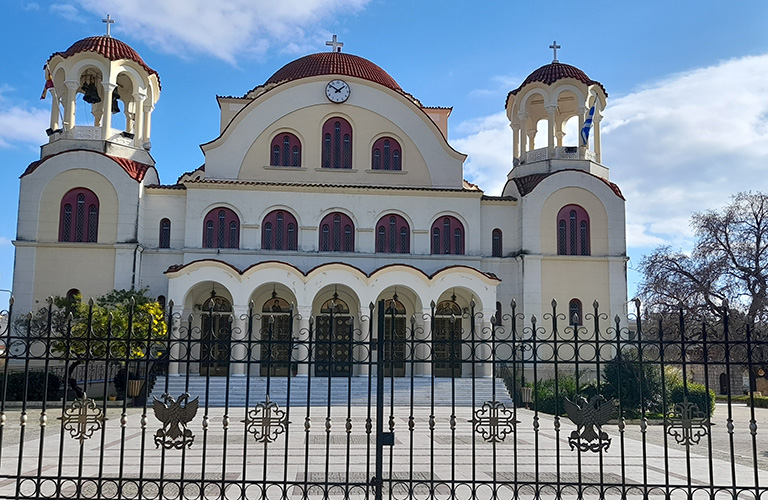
<box><xmin>638</xmin><ymin>192</ymin><xmax>768</xmax><ymax>324</ymax></box>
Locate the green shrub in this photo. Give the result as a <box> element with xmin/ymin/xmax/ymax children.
<box><xmin>529</xmin><ymin>375</ymin><xmax>597</xmax><ymax>415</ymax></box>
<box><xmin>0</xmin><ymin>371</ymin><xmax>61</xmax><ymax>401</ymax></box>
<box><xmin>602</xmin><ymin>349</ymin><xmax>665</xmax><ymax>417</ymax></box>
<box><xmin>668</xmin><ymin>381</ymin><xmax>716</xmax><ymax>417</ymax></box>
<box><xmin>751</xmin><ymin>397</ymin><xmax>768</xmax><ymax>408</ymax></box>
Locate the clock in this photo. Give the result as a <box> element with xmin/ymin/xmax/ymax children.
<box><xmin>325</xmin><ymin>79</ymin><xmax>350</xmax><ymax>103</ymax></box>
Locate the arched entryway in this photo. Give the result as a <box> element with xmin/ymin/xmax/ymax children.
<box><xmin>260</xmin><ymin>291</ymin><xmax>294</xmax><ymax>376</ymax></box>
<box><xmin>315</xmin><ymin>292</ymin><xmax>354</xmax><ymax>377</ymax></box>
<box><xmin>381</xmin><ymin>294</ymin><xmax>407</xmax><ymax>377</ymax></box>
<box><xmin>200</xmin><ymin>292</ymin><xmax>232</xmax><ymax>377</ymax></box>
<box><xmin>433</xmin><ymin>296</ymin><xmax>463</xmax><ymax>378</ymax></box>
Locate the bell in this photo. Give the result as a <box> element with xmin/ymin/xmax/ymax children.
<box><xmin>81</xmin><ymin>82</ymin><xmax>101</xmax><ymax>104</ymax></box>
<box><xmin>111</xmin><ymin>89</ymin><xmax>121</xmax><ymax>113</ymax></box>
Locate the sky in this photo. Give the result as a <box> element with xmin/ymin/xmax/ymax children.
<box><xmin>1</xmin><ymin>0</ymin><xmax>768</xmax><ymax>306</ymax></box>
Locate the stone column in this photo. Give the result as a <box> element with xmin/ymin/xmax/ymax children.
<box><xmin>593</xmin><ymin>112</ymin><xmax>602</xmax><ymax>163</ymax></box>
<box><xmin>101</xmin><ymin>82</ymin><xmax>117</xmax><ymax>140</ymax></box>
<box><xmin>63</xmin><ymin>80</ymin><xmax>79</xmax><ymax>131</ymax></box>
<box><xmin>143</xmin><ymin>104</ymin><xmax>154</xmax><ymax>148</ymax></box>
<box><xmin>545</xmin><ymin>104</ymin><xmax>558</xmax><ymax>154</ymax></box>
<box><xmin>295</xmin><ymin>306</ymin><xmax>311</xmax><ymax>376</ymax></box>
<box><xmin>132</xmin><ymin>92</ymin><xmax>146</xmax><ymax>148</ymax></box>
<box><xmin>511</xmin><ymin>122</ymin><xmax>520</xmax><ymax>164</ymax></box>
<box><xmin>517</xmin><ymin>111</ymin><xmax>529</xmax><ymax>158</ymax></box>
<box><xmin>49</xmin><ymin>88</ymin><xmax>60</xmax><ymax>131</ymax></box>
<box><xmin>527</xmin><ymin>129</ymin><xmax>537</xmax><ymax>152</ymax></box>
<box><xmin>230</xmin><ymin>305</ymin><xmax>248</xmax><ymax>376</ymax></box>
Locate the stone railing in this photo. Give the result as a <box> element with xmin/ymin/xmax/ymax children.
<box><xmin>525</xmin><ymin>147</ymin><xmax>549</xmax><ymax>163</ymax></box>
<box><xmin>70</xmin><ymin>126</ymin><xmax>101</xmax><ymax>140</ymax></box>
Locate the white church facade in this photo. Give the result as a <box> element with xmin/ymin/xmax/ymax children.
<box><xmin>12</xmin><ymin>32</ymin><xmax>627</xmax><ymax>377</ymax></box>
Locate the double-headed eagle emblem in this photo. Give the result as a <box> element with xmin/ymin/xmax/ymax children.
<box><xmin>153</xmin><ymin>393</ymin><xmax>199</xmax><ymax>449</ymax></box>
<box><xmin>564</xmin><ymin>395</ymin><xmax>614</xmax><ymax>452</ymax></box>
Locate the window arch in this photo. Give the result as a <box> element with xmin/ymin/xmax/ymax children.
<box><xmin>203</xmin><ymin>207</ymin><xmax>240</xmax><ymax>249</ymax></box>
<box><xmin>262</xmin><ymin>210</ymin><xmax>298</xmax><ymax>251</ymax></box>
<box><xmin>375</xmin><ymin>214</ymin><xmax>410</xmax><ymax>253</ymax></box>
<box><xmin>569</xmin><ymin>299</ymin><xmax>583</xmax><ymax>326</ymax></box>
<box><xmin>321</xmin><ymin>117</ymin><xmax>352</xmax><ymax>169</ymax></box>
<box><xmin>492</xmin><ymin>228</ymin><xmax>502</xmax><ymax>257</ymax></box>
<box><xmin>319</xmin><ymin>212</ymin><xmax>354</xmax><ymax>252</ymax></box>
<box><xmin>159</xmin><ymin>218</ymin><xmax>171</xmax><ymax>248</ymax></box>
<box><xmin>269</xmin><ymin>133</ymin><xmax>301</xmax><ymax>167</ymax></box>
<box><xmin>59</xmin><ymin>188</ymin><xmax>99</xmax><ymax>243</ymax></box>
<box><xmin>557</xmin><ymin>205</ymin><xmax>590</xmax><ymax>255</ymax></box>
<box><xmin>430</xmin><ymin>216</ymin><xmax>464</xmax><ymax>255</ymax></box>
<box><xmin>371</xmin><ymin>137</ymin><xmax>402</xmax><ymax>170</ymax></box>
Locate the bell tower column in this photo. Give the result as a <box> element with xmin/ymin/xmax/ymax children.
<box><xmin>545</xmin><ymin>104</ymin><xmax>558</xmax><ymax>153</ymax></box>
<box><xmin>143</xmin><ymin>103</ymin><xmax>154</xmax><ymax>148</ymax></box>
<box><xmin>132</xmin><ymin>91</ymin><xmax>147</xmax><ymax>147</ymax></box>
<box><xmin>593</xmin><ymin>111</ymin><xmax>602</xmax><ymax>163</ymax></box>
<box><xmin>511</xmin><ymin>122</ymin><xmax>520</xmax><ymax>163</ymax></box>
<box><xmin>49</xmin><ymin>90</ymin><xmax>60</xmax><ymax>131</ymax></box>
<box><xmin>63</xmin><ymin>80</ymin><xmax>79</xmax><ymax>131</ymax></box>
<box><xmin>101</xmin><ymin>82</ymin><xmax>117</xmax><ymax>140</ymax></box>
<box><xmin>517</xmin><ymin>111</ymin><xmax>529</xmax><ymax>158</ymax></box>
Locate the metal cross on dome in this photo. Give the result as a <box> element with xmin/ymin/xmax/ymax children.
<box><xmin>326</xmin><ymin>34</ymin><xmax>344</xmax><ymax>53</ymax></box>
<box><xmin>102</xmin><ymin>14</ymin><xmax>115</xmax><ymax>37</ymax></box>
<box><xmin>549</xmin><ymin>40</ymin><xmax>561</xmax><ymax>63</ymax></box>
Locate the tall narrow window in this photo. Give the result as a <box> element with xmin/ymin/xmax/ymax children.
<box><xmin>569</xmin><ymin>299</ymin><xmax>583</xmax><ymax>326</ymax></box>
<box><xmin>261</xmin><ymin>210</ymin><xmax>298</xmax><ymax>251</ymax></box>
<box><xmin>375</xmin><ymin>214</ymin><xmax>410</xmax><ymax>254</ymax></box>
<box><xmin>269</xmin><ymin>133</ymin><xmax>301</xmax><ymax>167</ymax></box>
<box><xmin>371</xmin><ymin>137</ymin><xmax>402</xmax><ymax>171</ymax></box>
<box><xmin>203</xmin><ymin>207</ymin><xmax>239</xmax><ymax>249</ymax></box>
<box><xmin>59</xmin><ymin>188</ymin><xmax>99</xmax><ymax>243</ymax></box>
<box><xmin>322</xmin><ymin>118</ymin><xmax>352</xmax><ymax>169</ymax></box>
<box><xmin>431</xmin><ymin>216</ymin><xmax>464</xmax><ymax>255</ymax></box>
<box><xmin>159</xmin><ymin>218</ymin><xmax>171</xmax><ymax>248</ymax></box>
<box><xmin>492</xmin><ymin>229</ymin><xmax>502</xmax><ymax>257</ymax></box>
<box><xmin>319</xmin><ymin>212</ymin><xmax>354</xmax><ymax>252</ymax></box>
<box><xmin>557</xmin><ymin>205</ymin><xmax>590</xmax><ymax>256</ymax></box>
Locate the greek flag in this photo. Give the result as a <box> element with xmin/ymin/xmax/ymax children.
<box><xmin>580</xmin><ymin>101</ymin><xmax>596</xmax><ymax>146</ymax></box>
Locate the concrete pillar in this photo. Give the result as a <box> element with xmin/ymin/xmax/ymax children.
<box><xmin>511</xmin><ymin>122</ymin><xmax>520</xmax><ymax>164</ymax></box>
<box><xmin>594</xmin><ymin>112</ymin><xmax>602</xmax><ymax>163</ymax></box>
<box><xmin>296</xmin><ymin>307</ymin><xmax>311</xmax><ymax>376</ymax></box>
<box><xmin>143</xmin><ymin>104</ymin><xmax>154</xmax><ymax>147</ymax></box>
<box><xmin>49</xmin><ymin>88</ymin><xmax>60</xmax><ymax>131</ymax></box>
<box><xmin>517</xmin><ymin>111</ymin><xmax>529</xmax><ymax>158</ymax></box>
<box><xmin>132</xmin><ymin>92</ymin><xmax>147</xmax><ymax>147</ymax></box>
<box><xmin>231</xmin><ymin>305</ymin><xmax>248</xmax><ymax>376</ymax></box>
<box><xmin>63</xmin><ymin>80</ymin><xmax>79</xmax><ymax>131</ymax></box>
<box><xmin>545</xmin><ymin>104</ymin><xmax>558</xmax><ymax>153</ymax></box>
<box><xmin>101</xmin><ymin>82</ymin><xmax>117</xmax><ymax>140</ymax></box>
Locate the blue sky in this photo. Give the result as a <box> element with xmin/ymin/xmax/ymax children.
<box><xmin>2</xmin><ymin>0</ymin><xmax>768</xmax><ymax>307</ymax></box>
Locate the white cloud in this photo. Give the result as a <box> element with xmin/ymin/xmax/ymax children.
<box><xmin>0</xmin><ymin>237</ymin><xmax>12</xmax><ymax>247</ymax></box>
<box><xmin>454</xmin><ymin>53</ymin><xmax>768</xmax><ymax>258</ymax></box>
<box><xmin>0</xmin><ymin>86</ymin><xmax>48</xmax><ymax>148</ymax></box>
<box><xmin>51</xmin><ymin>4</ymin><xmax>85</xmax><ymax>23</ymax></box>
<box><xmin>72</xmin><ymin>0</ymin><xmax>371</xmax><ymax>63</ymax></box>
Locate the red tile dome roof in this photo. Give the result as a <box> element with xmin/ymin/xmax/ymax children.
<box><xmin>263</xmin><ymin>52</ymin><xmax>401</xmax><ymax>91</ymax></box>
<box><xmin>509</xmin><ymin>62</ymin><xmax>606</xmax><ymax>96</ymax></box>
<box><xmin>48</xmin><ymin>36</ymin><xmax>158</xmax><ymax>80</ymax></box>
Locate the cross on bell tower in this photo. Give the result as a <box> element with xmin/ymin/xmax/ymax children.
<box><xmin>549</xmin><ymin>40</ymin><xmax>561</xmax><ymax>63</ymax></box>
<box><xmin>102</xmin><ymin>14</ymin><xmax>115</xmax><ymax>37</ymax></box>
<box><xmin>326</xmin><ymin>34</ymin><xmax>343</xmax><ymax>53</ymax></box>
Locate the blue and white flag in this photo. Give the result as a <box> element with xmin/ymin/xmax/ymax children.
<box><xmin>580</xmin><ymin>100</ymin><xmax>596</xmax><ymax>146</ymax></box>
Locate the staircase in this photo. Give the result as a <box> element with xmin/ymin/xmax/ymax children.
<box><xmin>150</xmin><ymin>375</ymin><xmax>513</xmax><ymax>407</ymax></box>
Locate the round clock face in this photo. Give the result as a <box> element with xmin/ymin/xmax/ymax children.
<box><xmin>325</xmin><ymin>79</ymin><xmax>350</xmax><ymax>103</ymax></box>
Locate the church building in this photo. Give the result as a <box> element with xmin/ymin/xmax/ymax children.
<box><xmin>12</xmin><ymin>31</ymin><xmax>627</xmax><ymax>377</ymax></box>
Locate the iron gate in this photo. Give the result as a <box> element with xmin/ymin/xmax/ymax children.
<box><xmin>0</xmin><ymin>296</ymin><xmax>767</xmax><ymax>499</ymax></box>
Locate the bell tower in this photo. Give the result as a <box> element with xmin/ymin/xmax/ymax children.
<box><xmin>505</xmin><ymin>41</ymin><xmax>607</xmax><ymax>178</ymax></box>
<box><xmin>42</xmin><ymin>15</ymin><xmax>160</xmax><ymax>160</ymax></box>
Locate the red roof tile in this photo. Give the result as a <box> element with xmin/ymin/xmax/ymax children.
<box><xmin>21</xmin><ymin>150</ymin><xmax>152</xmax><ymax>182</ymax></box>
<box><xmin>261</xmin><ymin>52</ymin><xmax>401</xmax><ymax>92</ymax></box>
<box><xmin>513</xmin><ymin>170</ymin><xmax>625</xmax><ymax>200</ymax></box>
<box><xmin>48</xmin><ymin>36</ymin><xmax>159</xmax><ymax>84</ymax></box>
<box><xmin>506</xmin><ymin>62</ymin><xmax>606</xmax><ymax>108</ymax></box>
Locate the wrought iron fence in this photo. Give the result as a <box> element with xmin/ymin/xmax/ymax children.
<box><xmin>0</xmin><ymin>296</ymin><xmax>766</xmax><ymax>499</ymax></box>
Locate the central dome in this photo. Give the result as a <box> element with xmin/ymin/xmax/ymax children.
<box><xmin>265</xmin><ymin>52</ymin><xmax>401</xmax><ymax>91</ymax></box>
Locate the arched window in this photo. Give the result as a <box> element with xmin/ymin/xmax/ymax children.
<box><xmin>159</xmin><ymin>218</ymin><xmax>171</xmax><ymax>248</ymax></box>
<box><xmin>321</xmin><ymin>118</ymin><xmax>353</xmax><ymax>169</ymax></box>
<box><xmin>262</xmin><ymin>210</ymin><xmax>298</xmax><ymax>251</ymax></box>
<box><xmin>430</xmin><ymin>216</ymin><xmax>464</xmax><ymax>255</ymax></box>
<box><xmin>557</xmin><ymin>205</ymin><xmax>590</xmax><ymax>256</ymax></box>
<box><xmin>59</xmin><ymin>188</ymin><xmax>99</xmax><ymax>243</ymax></box>
<box><xmin>203</xmin><ymin>207</ymin><xmax>239</xmax><ymax>249</ymax></box>
<box><xmin>269</xmin><ymin>133</ymin><xmax>301</xmax><ymax>167</ymax></box>
<box><xmin>371</xmin><ymin>137</ymin><xmax>402</xmax><ymax>170</ymax></box>
<box><xmin>492</xmin><ymin>229</ymin><xmax>502</xmax><ymax>257</ymax></box>
<box><xmin>319</xmin><ymin>212</ymin><xmax>354</xmax><ymax>252</ymax></box>
<box><xmin>375</xmin><ymin>214</ymin><xmax>410</xmax><ymax>253</ymax></box>
<box><xmin>569</xmin><ymin>299</ymin><xmax>582</xmax><ymax>326</ymax></box>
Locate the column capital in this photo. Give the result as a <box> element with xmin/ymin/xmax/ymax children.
<box><xmin>64</xmin><ymin>80</ymin><xmax>80</xmax><ymax>90</ymax></box>
<box><xmin>544</xmin><ymin>104</ymin><xmax>558</xmax><ymax>115</ymax></box>
<box><xmin>101</xmin><ymin>81</ymin><xmax>118</xmax><ymax>92</ymax></box>
<box><xmin>132</xmin><ymin>90</ymin><xmax>147</xmax><ymax>102</ymax></box>
<box><xmin>516</xmin><ymin>110</ymin><xmax>530</xmax><ymax>121</ymax></box>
